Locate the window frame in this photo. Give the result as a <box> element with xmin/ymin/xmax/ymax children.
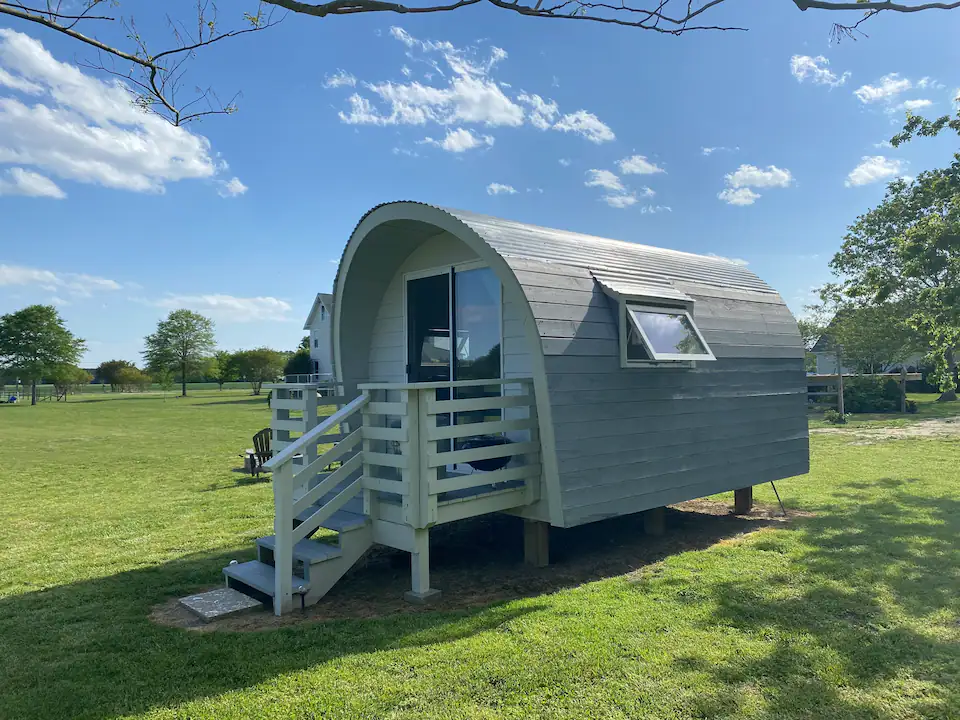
<box><xmin>619</xmin><ymin>300</ymin><xmax>715</xmax><ymax>368</ymax></box>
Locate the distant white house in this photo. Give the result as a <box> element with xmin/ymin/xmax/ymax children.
<box><xmin>810</xmin><ymin>330</ymin><xmax>924</xmax><ymax>375</ymax></box>
<box><xmin>303</xmin><ymin>292</ymin><xmax>334</xmax><ymax>379</ymax></box>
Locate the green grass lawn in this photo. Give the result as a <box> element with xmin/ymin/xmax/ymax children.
<box><xmin>2</xmin><ymin>392</ymin><xmax>958</xmax><ymax>719</ymax></box>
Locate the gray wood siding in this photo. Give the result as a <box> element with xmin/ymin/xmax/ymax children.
<box><xmin>501</xmin><ymin>255</ymin><xmax>809</xmax><ymax>527</ymax></box>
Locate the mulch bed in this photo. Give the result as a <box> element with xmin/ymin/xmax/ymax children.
<box><xmin>153</xmin><ymin>499</ymin><xmax>811</xmax><ymax>632</ymax></box>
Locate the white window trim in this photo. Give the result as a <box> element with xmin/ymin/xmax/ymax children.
<box><xmin>619</xmin><ymin>301</ymin><xmax>715</xmax><ymax>368</ymax></box>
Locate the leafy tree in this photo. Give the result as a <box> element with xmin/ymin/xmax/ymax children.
<box><xmin>46</xmin><ymin>364</ymin><xmax>93</xmax><ymax>400</ymax></box>
<box><xmin>96</xmin><ymin>359</ymin><xmax>135</xmax><ymax>391</ymax></box>
<box><xmin>143</xmin><ymin>310</ymin><xmax>216</xmax><ymax>397</ymax></box>
<box><xmin>152</xmin><ymin>367</ymin><xmax>176</xmax><ymax>396</ymax></box>
<box><xmin>299</xmin><ymin>335</ymin><xmax>310</xmax><ymax>351</ymax></box>
<box><xmin>115</xmin><ymin>366</ymin><xmax>151</xmax><ymax>392</ymax></box>
<box><xmin>284</xmin><ymin>348</ymin><xmax>313</xmax><ymax>377</ymax></box>
<box><xmin>825</xmin><ymin>161</ymin><xmax>960</xmax><ymax>400</ymax></box>
<box><xmin>827</xmin><ymin>303</ymin><xmax>923</xmax><ymax>374</ymax></box>
<box><xmin>208</xmin><ymin>350</ymin><xmax>237</xmax><ymax>390</ymax></box>
<box><xmin>0</xmin><ymin>1</ymin><xmax>944</xmax><ymax>127</ymax></box>
<box><xmin>0</xmin><ymin>305</ymin><xmax>86</xmax><ymax>405</ymax></box>
<box><xmin>232</xmin><ymin>348</ymin><xmax>286</xmax><ymax>395</ymax></box>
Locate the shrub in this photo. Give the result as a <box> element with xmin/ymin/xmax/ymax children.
<box><xmin>823</xmin><ymin>409</ymin><xmax>847</xmax><ymax>425</ymax></box>
<box><xmin>842</xmin><ymin>376</ymin><xmax>911</xmax><ymax>414</ymax></box>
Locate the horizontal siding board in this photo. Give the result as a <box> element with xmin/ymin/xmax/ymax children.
<box><xmin>713</xmin><ymin>344</ymin><xmax>805</xmax><ymax>360</ymax></box>
<box><xmin>536</xmin><ymin>319</ymin><xmax>618</xmax><ymax>340</ymax></box>
<box><xmin>522</xmin><ymin>285</ymin><xmax>605</xmax><ymax>307</ymax></box>
<box><xmin>561</xmin><ymin>436</ymin><xmax>809</xmax><ymax>492</ymax></box>
<box><xmin>540</xmin><ymin>337</ymin><xmax>620</xmax><ymax>357</ymax></box>
<box><xmin>550</xmin><ymin>402</ymin><xmax>805</xmax><ymax>441</ymax></box>
<box><xmin>549</xmin><ymin>392</ymin><xmax>804</xmax><ymax>425</ymax></box>
<box><xmin>562</xmin><ymin>459</ymin><xmax>810</xmax><ymax>526</ymax></box>
<box><xmin>555</xmin><ymin>415</ymin><xmax>807</xmax><ymax>461</ymax></box>
<box><xmin>528</xmin><ymin>302</ymin><xmax>615</xmax><ymax>323</ymax></box>
<box><xmin>548</xmin><ymin>383</ymin><xmax>808</xmax><ymax>407</ymax></box>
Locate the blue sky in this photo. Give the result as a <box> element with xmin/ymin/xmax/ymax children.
<box><xmin>1</xmin><ymin>1</ymin><xmax>958</xmax><ymax>366</ymax></box>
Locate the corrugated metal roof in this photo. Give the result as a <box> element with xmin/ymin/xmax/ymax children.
<box><xmin>444</xmin><ymin>207</ymin><xmax>777</xmax><ymax>296</ymax></box>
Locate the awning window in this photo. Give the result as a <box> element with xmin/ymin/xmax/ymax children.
<box><xmin>625</xmin><ymin>305</ymin><xmax>715</xmax><ymax>363</ymax></box>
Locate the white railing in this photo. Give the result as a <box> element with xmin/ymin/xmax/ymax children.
<box><xmin>358</xmin><ymin>378</ymin><xmax>541</xmax><ymax>529</ymax></box>
<box><xmin>284</xmin><ymin>373</ymin><xmax>335</xmax><ymax>384</ymax></box>
<box><xmin>263</xmin><ymin>377</ymin><xmax>541</xmax><ymax>614</ymax></box>
<box><xmin>263</xmin><ymin>393</ymin><xmax>370</xmax><ymax>613</ymax></box>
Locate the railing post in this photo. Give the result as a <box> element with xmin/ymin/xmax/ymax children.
<box><xmin>361</xmin><ymin>390</ymin><xmax>378</xmax><ymax>520</ymax></box>
<box><xmin>401</xmin><ymin>389</ymin><xmax>421</xmax><ymax>528</ymax></box>
<box><xmin>301</xmin><ymin>384</ymin><xmax>319</xmax><ymax>494</ymax></box>
<box><xmin>272</xmin><ymin>461</ymin><xmax>294</xmax><ymax>615</ymax></box>
<box><xmin>417</xmin><ymin>387</ymin><xmax>437</xmax><ymax>528</ymax></box>
<box><xmin>522</xmin><ymin>379</ymin><xmax>541</xmax><ymax>505</ymax></box>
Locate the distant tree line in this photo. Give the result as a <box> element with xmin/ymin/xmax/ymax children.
<box><xmin>0</xmin><ymin>305</ymin><xmax>311</xmax><ymax>404</ymax></box>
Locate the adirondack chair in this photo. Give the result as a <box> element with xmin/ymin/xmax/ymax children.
<box><xmin>240</xmin><ymin>428</ymin><xmax>272</xmax><ymax>477</ymax></box>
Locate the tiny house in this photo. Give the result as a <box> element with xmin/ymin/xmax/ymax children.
<box><xmin>226</xmin><ymin>202</ymin><xmax>810</xmax><ymax>614</ymax></box>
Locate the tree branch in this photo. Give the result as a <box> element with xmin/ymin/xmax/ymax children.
<box><xmin>795</xmin><ymin>0</ymin><xmax>960</xmax><ymax>11</ymax></box>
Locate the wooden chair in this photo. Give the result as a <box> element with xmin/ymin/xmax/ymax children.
<box><xmin>240</xmin><ymin>428</ymin><xmax>272</xmax><ymax>477</ymax></box>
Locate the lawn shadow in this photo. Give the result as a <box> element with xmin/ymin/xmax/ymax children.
<box><xmin>0</xmin><ymin>498</ymin><xmax>780</xmax><ymax>719</ymax></box>
<box><xmin>198</xmin><ymin>397</ymin><xmax>269</xmax><ymax>407</ymax></box>
<box><xmin>671</xmin><ymin>485</ymin><xmax>960</xmax><ymax>718</ymax></box>
<box><xmin>0</xmin><ymin>547</ymin><xmax>546</xmax><ymax>720</ymax></box>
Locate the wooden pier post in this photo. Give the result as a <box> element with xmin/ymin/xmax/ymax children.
<box><xmin>734</xmin><ymin>487</ymin><xmax>753</xmax><ymax>515</ymax></box>
<box><xmin>643</xmin><ymin>507</ymin><xmax>666</xmax><ymax>536</ymax></box>
<box><xmin>523</xmin><ymin>519</ymin><xmax>550</xmax><ymax>567</ymax></box>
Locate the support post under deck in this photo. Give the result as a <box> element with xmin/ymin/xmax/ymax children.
<box><xmin>404</xmin><ymin>528</ymin><xmax>441</xmax><ymax>604</ymax></box>
<box><xmin>734</xmin><ymin>487</ymin><xmax>754</xmax><ymax>515</ymax></box>
<box><xmin>643</xmin><ymin>506</ymin><xmax>666</xmax><ymax>536</ymax></box>
<box><xmin>523</xmin><ymin>519</ymin><xmax>550</xmax><ymax>567</ymax></box>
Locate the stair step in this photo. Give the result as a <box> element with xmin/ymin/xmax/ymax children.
<box><xmin>256</xmin><ymin>535</ymin><xmax>342</xmax><ymax>564</ymax></box>
<box><xmin>223</xmin><ymin>560</ymin><xmax>309</xmax><ymax>598</ymax></box>
<box><xmin>318</xmin><ymin>492</ymin><xmax>365</xmax><ymax>516</ymax></box>
<box><xmin>294</xmin><ymin>507</ymin><xmax>369</xmax><ymax>533</ymax></box>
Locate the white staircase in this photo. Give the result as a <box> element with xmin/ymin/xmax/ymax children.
<box><xmin>224</xmin><ymin>379</ymin><xmax>543</xmax><ymax>615</ymax></box>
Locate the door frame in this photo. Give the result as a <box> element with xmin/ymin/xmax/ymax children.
<box><xmin>402</xmin><ymin>260</ymin><xmax>504</xmax><ymax>384</ymax></box>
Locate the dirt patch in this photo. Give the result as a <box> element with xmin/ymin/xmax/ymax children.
<box><xmin>152</xmin><ymin>499</ymin><xmax>811</xmax><ymax>632</ymax></box>
<box><xmin>812</xmin><ymin>417</ymin><xmax>960</xmax><ymax>442</ymax></box>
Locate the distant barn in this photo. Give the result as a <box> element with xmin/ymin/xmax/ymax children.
<box><xmin>226</xmin><ymin>202</ymin><xmax>810</xmax><ymax>614</ymax></box>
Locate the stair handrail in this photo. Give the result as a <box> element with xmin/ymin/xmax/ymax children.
<box><xmin>264</xmin><ymin>392</ymin><xmax>370</xmax><ymax>471</ymax></box>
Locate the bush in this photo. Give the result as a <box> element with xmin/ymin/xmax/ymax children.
<box><xmin>823</xmin><ymin>409</ymin><xmax>847</xmax><ymax>425</ymax></box>
<box><xmin>842</xmin><ymin>376</ymin><xmax>914</xmax><ymax>414</ymax></box>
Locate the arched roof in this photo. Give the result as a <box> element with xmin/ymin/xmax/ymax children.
<box><xmin>336</xmin><ymin>201</ymin><xmax>781</xmax><ymax>305</ymax></box>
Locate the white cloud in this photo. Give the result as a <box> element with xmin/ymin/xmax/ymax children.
<box><xmin>718</xmin><ymin>187</ymin><xmax>761</xmax><ymax>206</ymax></box>
<box><xmin>0</xmin><ymin>29</ymin><xmax>222</xmax><ymax>194</ymax></box>
<box><xmin>702</xmin><ymin>146</ymin><xmax>738</xmax><ymax>156</ymax></box>
<box><xmin>640</xmin><ymin>205</ymin><xmax>671</xmax><ymax>214</ymax></box>
<box><xmin>323</xmin><ymin>69</ymin><xmax>357</xmax><ymax>88</ymax></box>
<box><xmin>603</xmin><ymin>192</ymin><xmax>637</xmax><ymax>209</ymax></box>
<box><xmin>725</xmin><ymin>164</ymin><xmax>793</xmax><ymax>188</ymax></box>
<box><xmin>585</xmin><ymin>169</ymin><xmax>624</xmax><ymax>192</ymax></box>
<box><xmin>900</xmin><ymin>98</ymin><xmax>932</xmax><ymax>111</ymax></box>
<box><xmin>845</xmin><ymin>155</ymin><xmax>904</xmax><ymax>187</ymax></box>
<box><xmin>517</xmin><ymin>93</ymin><xmax>559</xmax><ymax>130</ymax></box>
<box><xmin>392</xmin><ymin>146</ymin><xmax>419</xmax><ymax>157</ymax></box>
<box><xmin>917</xmin><ymin>77</ymin><xmax>945</xmax><ymax>90</ymax></box>
<box><xmin>333</xmin><ymin>28</ymin><xmax>613</xmax><ymax>144</ymax></box>
<box><xmin>790</xmin><ymin>55</ymin><xmax>850</xmax><ymax>88</ymax></box>
<box><xmin>718</xmin><ymin>163</ymin><xmax>791</xmax><ymax>205</ymax></box>
<box><xmin>486</xmin><ymin>182</ymin><xmax>517</xmax><ymax>195</ymax></box>
<box><xmin>0</xmin><ymin>263</ymin><xmax>122</xmax><ymax>297</ymax></box>
<box><xmin>421</xmin><ymin>127</ymin><xmax>494</xmax><ymax>152</ymax></box>
<box><xmin>553</xmin><ymin>110</ymin><xmax>615</xmax><ymax>144</ymax></box>
<box><xmin>855</xmin><ymin>73</ymin><xmax>912</xmax><ymax>103</ymax></box>
<box><xmin>618</xmin><ymin>155</ymin><xmax>664</xmax><ymax>175</ymax></box>
<box><xmin>873</xmin><ymin>140</ymin><xmax>893</xmax><ymax>149</ymax></box>
<box><xmin>401</xmin><ymin>65</ymin><xmax>412</xmax><ymax>78</ymax></box>
<box><xmin>558</xmin><ymin>158</ymin><xmax>571</xmax><ymax>167</ymax></box>
<box><xmin>151</xmin><ymin>294</ymin><xmax>294</xmax><ymax>323</ymax></box>
<box><xmin>0</xmin><ymin>167</ymin><xmax>64</xmax><ymax>198</ymax></box>
<box><xmin>217</xmin><ymin>177</ymin><xmax>248</xmax><ymax>198</ymax></box>
<box><xmin>526</xmin><ymin>187</ymin><xmax>544</xmax><ymax>194</ymax></box>
<box><xmin>707</xmin><ymin>253</ymin><xmax>749</xmax><ymax>266</ymax></box>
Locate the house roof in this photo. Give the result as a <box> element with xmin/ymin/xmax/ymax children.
<box><xmin>303</xmin><ymin>292</ymin><xmax>334</xmax><ymax>330</ymax></box>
